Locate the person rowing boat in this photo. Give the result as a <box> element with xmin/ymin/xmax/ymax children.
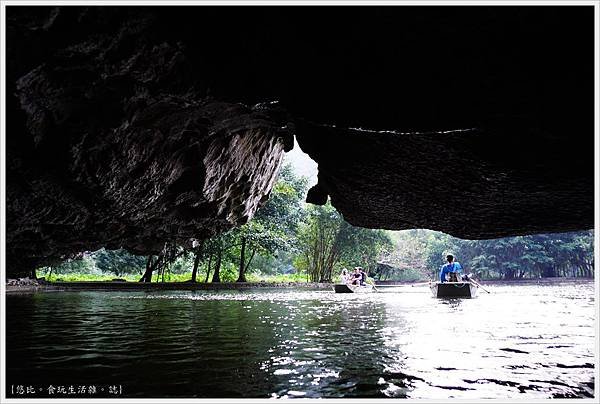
<box><xmin>439</xmin><ymin>254</ymin><xmax>463</xmax><ymax>282</ymax></box>
<box><xmin>350</xmin><ymin>267</ymin><xmax>362</xmax><ymax>285</ymax></box>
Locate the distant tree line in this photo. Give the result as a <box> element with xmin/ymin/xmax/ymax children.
<box><xmin>376</xmin><ymin>229</ymin><xmax>594</xmax><ymax>281</ymax></box>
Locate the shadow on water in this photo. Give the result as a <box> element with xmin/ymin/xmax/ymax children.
<box><xmin>437</xmin><ymin>298</ymin><xmax>464</xmax><ymax>308</ymax></box>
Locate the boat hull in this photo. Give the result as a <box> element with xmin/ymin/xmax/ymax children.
<box><xmin>333</xmin><ymin>284</ymin><xmax>354</xmax><ymax>293</ymax></box>
<box><xmin>333</xmin><ymin>284</ymin><xmax>374</xmax><ymax>293</ymax></box>
<box><xmin>430</xmin><ymin>281</ymin><xmax>478</xmax><ymax>298</ymax></box>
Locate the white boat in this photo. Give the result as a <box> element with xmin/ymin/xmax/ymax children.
<box><xmin>429</xmin><ymin>281</ymin><xmax>479</xmax><ymax>298</ymax></box>
<box><xmin>333</xmin><ymin>283</ymin><xmax>374</xmax><ymax>293</ymax></box>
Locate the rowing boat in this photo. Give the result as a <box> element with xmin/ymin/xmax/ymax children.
<box><xmin>333</xmin><ymin>283</ymin><xmax>374</xmax><ymax>293</ymax></box>
<box><xmin>429</xmin><ymin>281</ymin><xmax>478</xmax><ymax>298</ymax></box>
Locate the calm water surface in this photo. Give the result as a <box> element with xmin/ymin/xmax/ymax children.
<box><xmin>6</xmin><ymin>280</ymin><xmax>596</xmax><ymax>398</ymax></box>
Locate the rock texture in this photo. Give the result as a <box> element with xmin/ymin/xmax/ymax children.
<box><xmin>5</xmin><ymin>6</ymin><xmax>594</xmax><ymax>276</ymax></box>
<box><xmin>6</xmin><ymin>7</ymin><xmax>293</xmax><ymax>276</ymax></box>
<box><xmin>296</xmin><ymin>123</ymin><xmax>593</xmax><ymax>239</ymax></box>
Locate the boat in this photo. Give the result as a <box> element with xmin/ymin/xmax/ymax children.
<box><xmin>333</xmin><ymin>283</ymin><xmax>374</xmax><ymax>293</ymax></box>
<box><xmin>429</xmin><ymin>281</ymin><xmax>479</xmax><ymax>298</ymax></box>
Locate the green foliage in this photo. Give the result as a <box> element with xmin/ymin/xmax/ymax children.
<box><xmin>207</xmin><ymin>163</ymin><xmax>309</xmax><ymax>282</ymax></box>
<box><xmin>92</xmin><ymin>248</ymin><xmax>147</xmax><ymax>276</ymax></box>
<box><xmin>217</xmin><ymin>261</ymin><xmax>239</xmax><ymax>282</ymax></box>
<box><xmin>37</xmin><ymin>272</ymin><xmax>201</xmax><ymax>283</ymax></box>
<box><xmin>39</xmin><ymin>273</ymin><xmax>133</xmax><ymax>282</ymax></box>
<box><xmin>168</xmin><ymin>253</ymin><xmax>196</xmax><ymax>275</ymax></box>
<box><xmin>458</xmin><ymin>232</ymin><xmax>593</xmax><ymax>279</ymax></box>
<box><xmin>379</xmin><ymin>229</ymin><xmax>594</xmax><ymax>281</ymax></box>
<box><xmin>296</xmin><ymin>202</ymin><xmax>392</xmax><ymax>282</ymax></box>
<box><xmin>375</xmin><ymin>229</ymin><xmax>456</xmax><ymax>280</ymax></box>
<box><xmin>245</xmin><ymin>272</ymin><xmax>308</xmax><ymax>283</ymax></box>
<box><xmin>337</xmin><ymin>222</ymin><xmax>392</xmax><ymax>272</ymax></box>
<box><xmin>296</xmin><ymin>203</ymin><xmax>341</xmax><ymax>282</ymax></box>
<box><xmin>241</xmin><ymin>164</ymin><xmax>309</xmax><ymax>265</ymax></box>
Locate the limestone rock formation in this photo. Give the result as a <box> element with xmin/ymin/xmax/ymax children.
<box><xmin>5</xmin><ymin>6</ymin><xmax>594</xmax><ymax>276</ymax></box>
<box><xmin>6</xmin><ymin>7</ymin><xmax>293</xmax><ymax>276</ymax></box>
<box><xmin>296</xmin><ymin>122</ymin><xmax>593</xmax><ymax>239</ymax></box>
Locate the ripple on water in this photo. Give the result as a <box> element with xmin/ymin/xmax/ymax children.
<box><xmin>5</xmin><ymin>282</ymin><xmax>596</xmax><ymax>398</ymax></box>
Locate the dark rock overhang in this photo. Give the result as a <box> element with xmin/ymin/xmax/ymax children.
<box><xmin>297</xmin><ymin>122</ymin><xmax>593</xmax><ymax>239</ymax></box>
<box><xmin>4</xmin><ymin>6</ymin><xmax>595</xmax><ymax>275</ymax></box>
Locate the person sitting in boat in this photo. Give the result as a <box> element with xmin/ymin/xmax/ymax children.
<box><xmin>340</xmin><ymin>268</ymin><xmax>350</xmax><ymax>284</ymax></box>
<box><xmin>351</xmin><ymin>268</ymin><xmax>362</xmax><ymax>285</ymax></box>
<box><xmin>357</xmin><ymin>267</ymin><xmax>367</xmax><ymax>286</ymax></box>
<box><xmin>439</xmin><ymin>254</ymin><xmax>463</xmax><ymax>283</ymax></box>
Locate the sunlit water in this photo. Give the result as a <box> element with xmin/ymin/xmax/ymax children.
<box><xmin>5</xmin><ymin>280</ymin><xmax>596</xmax><ymax>398</ymax></box>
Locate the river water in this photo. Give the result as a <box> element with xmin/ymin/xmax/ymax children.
<box><xmin>5</xmin><ymin>280</ymin><xmax>596</xmax><ymax>399</ymax></box>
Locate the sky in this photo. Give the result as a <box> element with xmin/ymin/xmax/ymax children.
<box><xmin>282</xmin><ymin>138</ymin><xmax>318</xmax><ymax>187</ymax></box>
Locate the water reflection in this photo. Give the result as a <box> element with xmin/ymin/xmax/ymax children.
<box><xmin>6</xmin><ymin>281</ymin><xmax>595</xmax><ymax>398</ymax></box>
<box><xmin>260</xmin><ymin>297</ymin><xmax>393</xmax><ymax>398</ymax></box>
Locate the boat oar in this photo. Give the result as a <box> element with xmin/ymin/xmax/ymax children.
<box><xmin>467</xmin><ymin>277</ymin><xmax>491</xmax><ymax>294</ymax></box>
<box><xmin>366</xmin><ymin>278</ymin><xmax>380</xmax><ymax>292</ymax></box>
<box><xmin>409</xmin><ymin>281</ymin><xmax>431</xmax><ymax>287</ymax></box>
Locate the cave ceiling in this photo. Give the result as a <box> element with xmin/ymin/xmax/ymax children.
<box><xmin>4</xmin><ymin>6</ymin><xmax>595</xmax><ymax>275</ymax></box>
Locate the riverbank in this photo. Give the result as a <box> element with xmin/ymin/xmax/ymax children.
<box><xmin>377</xmin><ymin>277</ymin><xmax>594</xmax><ymax>286</ymax></box>
<box><xmin>6</xmin><ymin>276</ymin><xmax>593</xmax><ymax>294</ymax></box>
<box><xmin>5</xmin><ymin>278</ymin><xmax>49</xmax><ymax>294</ymax></box>
<box><xmin>5</xmin><ymin>278</ymin><xmax>333</xmax><ymax>294</ymax></box>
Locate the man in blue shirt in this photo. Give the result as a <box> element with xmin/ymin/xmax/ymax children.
<box><xmin>439</xmin><ymin>254</ymin><xmax>463</xmax><ymax>283</ymax></box>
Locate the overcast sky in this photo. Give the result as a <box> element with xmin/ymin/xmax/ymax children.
<box><xmin>283</xmin><ymin>138</ymin><xmax>318</xmax><ymax>187</ymax></box>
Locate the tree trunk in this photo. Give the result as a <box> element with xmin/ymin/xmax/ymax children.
<box><xmin>237</xmin><ymin>247</ymin><xmax>256</xmax><ymax>283</ymax></box>
<box><xmin>237</xmin><ymin>236</ymin><xmax>247</xmax><ymax>282</ymax></box>
<box><xmin>204</xmin><ymin>254</ymin><xmax>212</xmax><ymax>283</ymax></box>
<box><xmin>211</xmin><ymin>249</ymin><xmax>222</xmax><ymax>283</ymax></box>
<box><xmin>162</xmin><ymin>263</ymin><xmax>171</xmax><ymax>282</ymax></box>
<box><xmin>191</xmin><ymin>250</ymin><xmax>201</xmax><ymax>283</ymax></box>
<box><xmin>139</xmin><ymin>255</ymin><xmax>154</xmax><ymax>282</ymax></box>
<box><xmin>190</xmin><ymin>240</ymin><xmax>205</xmax><ymax>282</ymax></box>
<box><xmin>140</xmin><ymin>255</ymin><xmax>164</xmax><ymax>283</ymax></box>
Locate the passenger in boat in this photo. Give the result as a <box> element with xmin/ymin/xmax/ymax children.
<box><xmin>340</xmin><ymin>268</ymin><xmax>350</xmax><ymax>284</ymax></box>
<box><xmin>351</xmin><ymin>268</ymin><xmax>362</xmax><ymax>285</ymax></box>
<box><xmin>439</xmin><ymin>254</ymin><xmax>463</xmax><ymax>283</ymax></box>
<box><xmin>358</xmin><ymin>267</ymin><xmax>367</xmax><ymax>286</ymax></box>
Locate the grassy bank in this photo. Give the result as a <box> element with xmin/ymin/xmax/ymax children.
<box><xmin>35</xmin><ymin>270</ymin><xmax>310</xmax><ymax>284</ymax></box>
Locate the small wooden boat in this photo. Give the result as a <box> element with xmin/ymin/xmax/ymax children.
<box><xmin>333</xmin><ymin>283</ymin><xmax>374</xmax><ymax>293</ymax></box>
<box><xmin>429</xmin><ymin>281</ymin><xmax>478</xmax><ymax>298</ymax></box>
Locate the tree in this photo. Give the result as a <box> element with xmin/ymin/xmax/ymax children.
<box><xmin>375</xmin><ymin>229</ymin><xmax>430</xmax><ymax>280</ymax></box>
<box><xmin>92</xmin><ymin>248</ymin><xmax>146</xmax><ymax>277</ymax></box>
<box><xmin>189</xmin><ymin>239</ymin><xmax>204</xmax><ymax>283</ymax></box>
<box><xmin>381</xmin><ymin>229</ymin><xmax>594</xmax><ymax>281</ymax></box>
<box><xmin>138</xmin><ymin>242</ymin><xmax>187</xmax><ymax>282</ymax></box>
<box><xmin>233</xmin><ymin>164</ymin><xmax>308</xmax><ymax>282</ymax></box>
<box><xmin>297</xmin><ymin>203</ymin><xmax>341</xmax><ymax>282</ymax></box>
<box><xmin>297</xmin><ymin>203</ymin><xmax>392</xmax><ymax>282</ymax></box>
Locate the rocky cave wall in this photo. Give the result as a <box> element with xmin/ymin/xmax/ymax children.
<box><xmin>5</xmin><ymin>6</ymin><xmax>594</xmax><ymax>277</ymax></box>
